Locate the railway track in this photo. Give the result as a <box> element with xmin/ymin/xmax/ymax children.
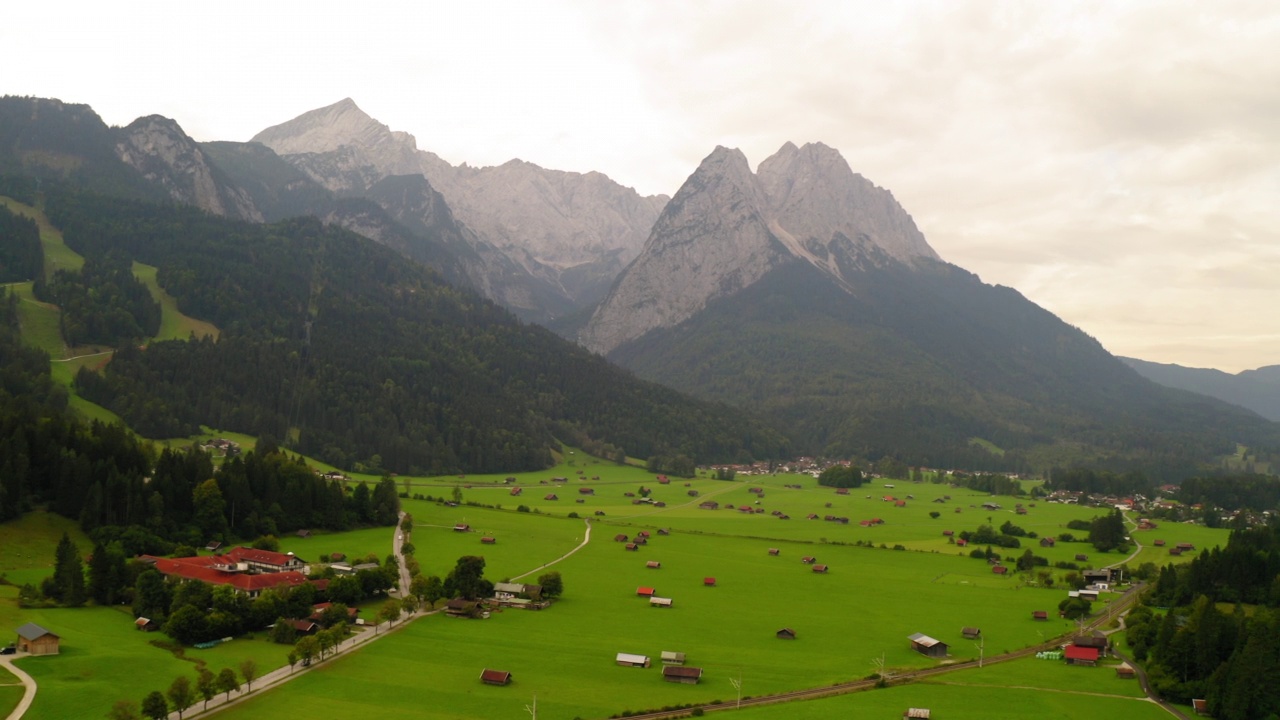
<box><xmin>615</xmin><ymin>583</ymin><xmax>1144</xmax><ymax>719</ymax></box>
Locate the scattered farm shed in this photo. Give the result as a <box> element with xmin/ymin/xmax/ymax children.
<box><xmin>134</xmin><ymin>617</ymin><xmax>159</xmax><ymax>632</ymax></box>
<box><xmin>509</xmin><ymin>487</ymin><xmax>522</xmax><ymax>496</ymax></box>
<box><xmin>650</xmin><ymin>597</ymin><xmax>673</xmax><ymax>608</ymax></box>
<box><xmin>1192</xmin><ymin>699</ymin><xmax>1208</xmax><ymax>715</ymax></box>
<box><xmin>646</xmin><ymin>561</ymin><xmax>661</xmax><ymax>569</ymax></box>
<box><xmin>616</xmin><ymin>653</ymin><xmax>651</xmax><ymax>668</ymax></box>
<box><xmin>908</xmin><ymin>632</ymin><xmax>948</xmax><ymax>658</ymax></box>
<box><xmin>704</xmin><ymin>577</ymin><xmax>716</xmax><ymax>586</ymax></box>
<box><xmin>801</xmin><ymin>556</ymin><xmax>816</xmax><ymax>564</ymax></box>
<box><xmin>904</xmin><ymin>710</ymin><xmax>931</xmax><ymax>719</ymax></box>
<box><xmin>1033</xmin><ymin>611</ymin><xmax>1048</xmax><ymax>620</ymax></box>
<box><xmin>961</xmin><ymin>627</ymin><xmax>981</xmax><ymax>639</ymax></box>
<box><xmin>445</xmin><ymin>599</ymin><xmax>481</xmax><ymax>618</ymax></box>
<box><xmin>454</xmin><ymin>524</ymin><xmax>470</xmax><ymax>532</ymax></box>
<box><xmin>544</xmin><ymin>494</ymin><xmax>558</xmax><ymax>501</ymax></box>
<box><xmin>661</xmin><ymin>651</ymin><xmax>686</xmax><ymax>665</ymax></box>
<box><xmin>1039</xmin><ymin>537</ymin><xmax>1056</xmax><ymax>547</ymax></box>
<box><xmin>1116</xmin><ymin>663</ymin><xmax>1136</xmax><ymax>679</ymax></box>
<box><xmin>615</xmin><ymin>534</ymin><xmax>629</xmax><ymax>543</ymax></box>
<box><xmin>992</xmin><ymin>565</ymin><xmax>1008</xmax><ymax>575</ymax></box>
<box><xmin>662</xmin><ymin>666</ymin><xmax>703</xmax><ymax>684</ymax></box>
<box><xmin>657</xmin><ymin>528</ymin><xmax>670</xmax><ymax>535</ymax></box>
<box><xmin>768</xmin><ymin>548</ymin><xmax>780</xmax><ymax>556</ymax></box>
<box><xmin>1154</xmin><ymin>539</ymin><xmax>1166</xmax><ymax>546</ymax></box>
<box><xmin>480</xmin><ymin>669</ymin><xmax>511</xmax><ymax>685</ymax></box>
<box><xmin>812</xmin><ymin>564</ymin><xmax>829</xmax><ymax>573</ymax></box>
<box><xmin>1074</xmin><ymin>554</ymin><xmax>1088</xmax><ymax>561</ymax></box>
<box><xmin>776</xmin><ymin>628</ymin><xmax>797</xmax><ymax>640</ymax></box>
<box><xmin>295</xmin><ymin>529</ymin><xmax>312</xmax><ymax>538</ymax></box>
<box><xmin>481</xmin><ymin>537</ymin><xmax>496</xmax><ymax>544</ymax></box>
<box><xmin>579</xmin><ymin>487</ymin><xmax>594</xmax><ymax>495</ymax></box>
<box><xmin>15</xmin><ymin>623</ymin><xmax>59</xmax><ymax>655</ymax></box>
<box><xmin>205</xmin><ymin>541</ymin><xmax>222</xmax><ymax>551</ymax></box>
<box><xmin>625</xmin><ymin>543</ymin><xmax>638</xmax><ymax>551</ymax></box>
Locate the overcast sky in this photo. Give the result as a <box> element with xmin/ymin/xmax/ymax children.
<box><xmin>5</xmin><ymin>0</ymin><xmax>1278</xmax><ymax>372</ymax></box>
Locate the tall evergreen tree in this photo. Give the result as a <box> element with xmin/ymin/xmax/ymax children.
<box><xmin>52</xmin><ymin>531</ymin><xmax>87</xmax><ymax>606</ymax></box>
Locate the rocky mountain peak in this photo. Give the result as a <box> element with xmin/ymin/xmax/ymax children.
<box><xmin>580</xmin><ymin>142</ymin><xmax>941</xmax><ymax>354</ymax></box>
<box><xmin>251</xmin><ymin>98</ymin><xmax>417</xmax><ymax>159</ymax></box>
<box><xmin>116</xmin><ymin>115</ymin><xmax>261</xmax><ymax>221</ymax></box>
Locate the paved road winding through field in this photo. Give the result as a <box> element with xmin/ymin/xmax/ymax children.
<box><xmin>0</xmin><ymin>655</ymin><xmax>37</xmax><ymax>720</ymax></box>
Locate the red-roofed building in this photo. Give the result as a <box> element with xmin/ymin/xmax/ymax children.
<box><xmin>480</xmin><ymin>669</ymin><xmax>512</xmax><ymax>685</ymax></box>
<box><xmin>636</xmin><ymin>586</ymin><xmax>656</xmax><ymax>597</ymax></box>
<box><xmin>704</xmin><ymin>577</ymin><xmax>716</xmax><ymax>586</ymax></box>
<box><xmin>1064</xmin><ymin>645</ymin><xmax>1100</xmax><ymax>666</ymax></box>
<box><xmin>142</xmin><ymin>555</ymin><xmax>315</xmax><ymax>598</ymax></box>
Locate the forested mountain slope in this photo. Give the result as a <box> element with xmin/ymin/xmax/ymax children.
<box><xmin>41</xmin><ymin>189</ymin><xmax>785</xmax><ymax>474</ymax></box>
<box><xmin>1122</xmin><ymin>357</ymin><xmax>1280</xmax><ymax>422</ymax></box>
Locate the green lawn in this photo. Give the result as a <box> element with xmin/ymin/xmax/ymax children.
<box><xmin>705</xmin><ymin>679</ymin><xmax>1171</xmax><ymax>720</ymax></box>
<box><xmin>131</xmin><ymin>261</ymin><xmax>220</xmax><ymax>342</ymax></box>
<box><xmin>0</xmin><ymin>197</ymin><xmax>82</xmax><ymax>281</ymax></box>
<box><xmin>12</xmin><ymin>605</ymin><xmax>288</xmax><ymax>720</ymax></box>
<box><xmin>4</xmin><ymin>281</ymin><xmax>65</xmax><ymax>358</ymax></box>
<box><xmin>0</xmin><ymin>680</ymin><xmax>22</xmax><ymax>720</ymax></box>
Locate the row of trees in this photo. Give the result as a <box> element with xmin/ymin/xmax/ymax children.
<box><xmin>111</xmin><ymin>661</ymin><xmax>258</xmax><ymax>719</ymax></box>
<box><xmin>0</xmin><ymin>202</ymin><xmax>41</xmax><ymax>283</ymax></box>
<box><xmin>33</xmin><ymin>250</ymin><xmax>160</xmax><ymax>347</ymax></box>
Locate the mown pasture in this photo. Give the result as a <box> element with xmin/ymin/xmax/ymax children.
<box><xmin>707</xmin><ymin>675</ymin><xmax>1172</xmax><ymax>720</ymax></box>
<box><xmin>216</xmin><ymin>494</ymin><xmax>1136</xmax><ymax>720</ymax></box>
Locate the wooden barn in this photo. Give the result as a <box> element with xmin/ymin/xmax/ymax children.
<box><xmin>776</xmin><ymin>627</ymin><xmax>797</xmax><ymax>640</ymax></box>
<box><xmin>1064</xmin><ymin>645</ymin><xmax>1099</xmax><ymax>666</ymax></box>
<box><xmin>661</xmin><ymin>651</ymin><xmax>686</xmax><ymax>665</ymax></box>
<box><xmin>616</xmin><ymin>653</ymin><xmax>651</xmax><ymax>668</ymax></box>
<box><xmin>480</xmin><ymin>669</ymin><xmax>511</xmax><ymax>685</ymax></box>
<box><xmin>908</xmin><ymin>632</ymin><xmax>948</xmax><ymax>658</ymax></box>
<box><xmin>961</xmin><ymin>627</ymin><xmax>981</xmax><ymax>639</ymax></box>
<box><xmin>662</xmin><ymin>666</ymin><xmax>703</xmax><ymax>684</ymax></box>
<box><xmin>15</xmin><ymin>623</ymin><xmax>59</xmax><ymax>655</ymax></box>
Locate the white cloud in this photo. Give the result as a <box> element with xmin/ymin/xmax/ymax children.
<box><xmin>3</xmin><ymin>0</ymin><xmax>1277</xmax><ymax>371</ymax></box>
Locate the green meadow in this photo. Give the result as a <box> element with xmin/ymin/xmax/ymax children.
<box><xmin>213</xmin><ymin>490</ymin><xmax>1159</xmax><ymax>720</ymax></box>
<box><xmin>706</xmin><ymin>677</ymin><xmax>1171</xmax><ymax>720</ymax></box>
<box><xmin>0</xmin><ymin>446</ymin><xmax>1231</xmax><ymax>719</ymax></box>
<box><xmin>0</xmin><ymin>665</ymin><xmax>22</xmax><ymax>719</ymax></box>
<box><xmin>131</xmin><ymin>261</ymin><xmax>220</xmax><ymax>343</ymax></box>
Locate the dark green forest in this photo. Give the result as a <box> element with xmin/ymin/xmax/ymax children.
<box><xmin>609</xmin><ymin>260</ymin><xmax>1280</xmax><ymax>480</ymax></box>
<box><xmin>45</xmin><ymin>189</ymin><xmax>786</xmax><ymax>474</ymax></box>
<box><xmin>0</xmin><ymin>202</ymin><xmax>41</xmax><ymax>282</ymax></box>
<box><xmin>33</xmin><ymin>251</ymin><xmax>160</xmax><ymax>347</ymax></box>
<box><xmin>1127</xmin><ymin>521</ymin><xmax>1280</xmax><ymax>719</ymax></box>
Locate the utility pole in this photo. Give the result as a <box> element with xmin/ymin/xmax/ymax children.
<box><xmin>524</xmin><ymin>692</ymin><xmax>536</xmax><ymax>720</ymax></box>
<box><xmin>977</xmin><ymin>637</ymin><xmax>985</xmax><ymax>668</ymax></box>
<box><xmin>729</xmin><ymin>670</ymin><xmax>742</xmax><ymax>709</ymax></box>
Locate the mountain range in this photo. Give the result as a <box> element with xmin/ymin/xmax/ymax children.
<box><xmin>1122</xmin><ymin>358</ymin><xmax>1280</xmax><ymax>422</ymax></box>
<box><xmin>2</xmin><ymin>93</ymin><xmax>1277</xmax><ymax>478</ymax></box>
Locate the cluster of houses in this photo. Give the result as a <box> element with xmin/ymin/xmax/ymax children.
<box><xmin>197</xmin><ymin>437</ymin><xmax>242</xmax><ymax>457</ymax></box>
<box><xmin>446</xmin><ymin>581</ymin><xmax>549</xmax><ymax>618</ymax></box>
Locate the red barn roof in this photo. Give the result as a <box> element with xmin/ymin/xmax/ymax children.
<box><xmin>1065</xmin><ymin>645</ymin><xmax>1100</xmax><ymax>662</ymax></box>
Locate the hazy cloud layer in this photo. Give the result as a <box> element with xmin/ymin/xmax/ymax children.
<box><xmin>4</xmin><ymin>0</ymin><xmax>1276</xmax><ymax>370</ymax></box>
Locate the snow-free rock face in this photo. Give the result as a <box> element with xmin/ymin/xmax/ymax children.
<box><xmin>116</xmin><ymin>116</ymin><xmax>261</xmax><ymax>221</ymax></box>
<box><xmin>579</xmin><ymin>142</ymin><xmax>940</xmax><ymax>355</ymax></box>
<box><xmin>251</xmin><ymin>99</ymin><xmax>667</xmax><ymax>320</ymax></box>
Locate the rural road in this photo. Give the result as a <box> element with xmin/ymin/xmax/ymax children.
<box><xmin>512</xmin><ymin>518</ymin><xmax>591</xmax><ymax>582</ymax></box>
<box><xmin>0</xmin><ymin>655</ymin><xmax>37</xmax><ymax>720</ymax></box>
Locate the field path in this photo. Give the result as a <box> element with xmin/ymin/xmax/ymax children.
<box><xmin>0</xmin><ymin>655</ymin><xmax>37</xmax><ymax>720</ymax></box>
<box><xmin>512</xmin><ymin>518</ymin><xmax>591</xmax><ymax>581</ymax></box>
<box><xmin>50</xmin><ymin>350</ymin><xmax>113</xmax><ymax>363</ymax></box>
<box><xmin>1109</xmin><ymin>511</ymin><xmax>1145</xmax><ymax>571</ymax></box>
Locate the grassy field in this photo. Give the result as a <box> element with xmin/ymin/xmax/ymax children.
<box><xmin>215</xmin><ymin>494</ymin><xmax>1130</xmax><ymax>720</ymax></box>
<box><xmin>131</xmin><ymin>261</ymin><xmax>220</xmax><ymax>342</ymax></box>
<box><xmin>11</xmin><ymin>604</ymin><xmax>290</xmax><ymax>720</ymax></box>
<box><xmin>0</xmin><ymin>197</ymin><xmax>83</xmax><ymax>281</ymax></box>
<box><xmin>700</xmin><ymin>677</ymin><xmax>1172</xmax><ymax>719</ymax></box>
